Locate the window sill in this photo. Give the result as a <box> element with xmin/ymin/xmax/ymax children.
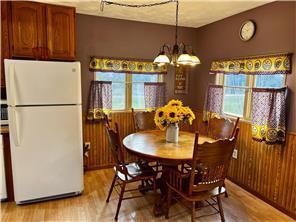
<box><xmin>110</xmin><ymin>108</ymin><xmax>148</xmax><ymax>113</ymax></box>
<box><xmin>222</xmin><ymin>112</ymin><xmax>251</xmax><ymax>124</ymax></box>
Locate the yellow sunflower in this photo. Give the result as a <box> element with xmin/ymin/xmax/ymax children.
<box><xmin>167</xmin><ymin>99</ymin><xmax>183</xmax><ymax>107</ymax></box>
<box><xmin>165</xmin><ymin>106</ymin><xmax>181</xmax><ymax>124</ymax></box>
<box><xmin>154</xmin><ymin>107</ymin><xmax>167</xmax><ymax>130</ymax></box>
<box><xmin>182</xmin><ymin>106</ymin><xmax>196</xmax><ymax>125</ymax></box>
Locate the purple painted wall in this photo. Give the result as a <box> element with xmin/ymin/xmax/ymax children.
<box><xmin>190</xmin><ymin>1</ymin><xmax>296</xmax><ymax>132</ymax></box>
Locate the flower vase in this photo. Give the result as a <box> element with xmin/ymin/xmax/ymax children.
<box><xmin>166</xmin><ymin>123</ymin><xmax>179</xmax><ymax>143</ymax></box>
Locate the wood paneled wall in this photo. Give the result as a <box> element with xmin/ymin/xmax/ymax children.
<box><xmin>83</xmin><ymin>112</ymin><xmax>295</xmax><ymax>219</ymax></box>
<box><xmin>228</xmin><ymin>121</ymin><xmax>296</xmax><ymax>219</ymax></box>
<box><xmin>83</xmin><ymin>112</ymin><xmax>137</xmax><ymax>170</ymax></box>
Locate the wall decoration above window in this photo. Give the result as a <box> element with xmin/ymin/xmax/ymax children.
<box><xmin>210</xmin><ymin>53</ymin><xmax>292</xmax><ymax>75</ymax></box>
<box><xmin>89</xmin><ymin>57</ymin><xmax>167</xmax><ymax>74</ymax></box>
<box><xmin>174</xmin><ymin>66</ymin><xmax>188</xmax><ymax>94</ymax></box>
<box><xmin>251</xmin><ymin>87</ymin><xmax>288</xmax><ymax>144</ymax></box>
<box><xmin>239</xmin><ymin>20</ymin><xmax>256</xmax><ymax>41</ymax></box>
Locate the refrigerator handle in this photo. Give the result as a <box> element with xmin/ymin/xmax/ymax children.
<box><xmin>9</xmin><ymin>64</ymin><xmax>17</xmax><ymax>106</ymax></box>
<box><xmin>10</xmin><ymin>109</ymin><xmax>20</xmax><ymax>147</ymax></box>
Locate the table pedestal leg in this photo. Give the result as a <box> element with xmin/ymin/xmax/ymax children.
<box><xmin>153</xmin><ymin>166</ymin><xmax>173</xmax><ymax>217</ymax></box>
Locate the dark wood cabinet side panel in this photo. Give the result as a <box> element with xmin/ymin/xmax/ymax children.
<box><xmin>1</xmin><ymin>1</ymin><xmax>11</xmax><ymax>88</ymax></box>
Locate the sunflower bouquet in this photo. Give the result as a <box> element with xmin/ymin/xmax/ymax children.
<box><xmin>154</xmin><ymin>99</ymin><xmax>195</xmax><ymax>131</ymax></box>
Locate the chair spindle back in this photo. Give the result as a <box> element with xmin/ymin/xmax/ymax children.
<box><xmin>189</xmin><ymin>128</ymin><xmax>239</xmax><ymax>195</ymax></box>
<box><xmin>105</xmin><ymin>123</ymin><xmax>127</xmax><ymax>175</ymax></box>
<box><xmin>208</xmin><ymin>116</ymin><xmax>240</xmax><ymax>140</ymax></box>
<box><xmin>132</xmin><ymin>108</ymin><xmax>156</xmax><ymax>132</ymax></box>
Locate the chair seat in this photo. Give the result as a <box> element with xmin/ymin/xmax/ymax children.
<box><xmin>168</xmin><ymin>182</ymin><xmax>226</xmax><ymax>202</ymax></box>
<box><xmin>115</xmin><ymin>162</ymin><xmax>157</xmax><ymax>181</ymax></box>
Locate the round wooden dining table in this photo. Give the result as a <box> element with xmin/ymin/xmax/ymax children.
<box><xmin>122</xmin><ymin>130</ymin><xmax>215</xmax><ymax>217</ymax></box>
<box><xmin>123</xmin><ymin>130</ymin><xmax>215</xmax><ymax>165</ymax></box>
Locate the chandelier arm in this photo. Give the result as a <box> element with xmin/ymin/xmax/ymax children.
<box><xmin>179</xmin><ymin>43</ymin><xmax>195</xmax><ymax>53</ymax></box>
<box><xmin>178</xmin><ymin>42</ymin><xmax>186</xmax><ymax>52</ymax></box>
<box><xmin>185</xmin><ymin>44</ymin><xmax>194</xmax><ymax>54</ymax></box>
<box><xmin>162</xmin><ymin>44</ymin><xmax>172</xmax><ymax>54</ymax></box>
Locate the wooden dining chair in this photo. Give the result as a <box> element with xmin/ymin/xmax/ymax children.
<box><xmin>207</xmin><ymin>116</ymin><xmax>239</xmax><ymax>197</ymax></box>
<box><xmin>105</xmin><ymin>123</ymin><xmax>157</xmax><ymax>220</ymax></box>
<box><xmin>207</xmin><ymin>116</ymin><xmax>240</xmax><ymax>140</ymax></box>
<box><xmin>166</xmin><ymin>128</ymin><xmax>239</xmax><ymax>222</ymax></box>
<box><xmin>131</xmin><ymin>108</ymin><xmax>157</xmax><ymax>131</ymax></box>
<box><xmin>131</xmin><ymin>108</ymin><xmax>161</xmax><ymax>173</ymax></box>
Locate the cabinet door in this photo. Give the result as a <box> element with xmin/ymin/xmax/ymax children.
<box><xmin>11</xmin><ymin>1</ymin><xmax>45</xmax><ymax>58</ymax></box>
<box><xmin>46</xmin><ymin>5</ymin><xmax>76</xmax><ymax>60</ymax></box>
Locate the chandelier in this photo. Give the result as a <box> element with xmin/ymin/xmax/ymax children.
<box><xmin>153</xmin><ymin>1</ymin><xmax>200</xmax><ymax>66</ymax></box>
<box><xmin>100</xmin><ymin>0</ymin><xmax>200</xmax><ymax>67</ymax></box>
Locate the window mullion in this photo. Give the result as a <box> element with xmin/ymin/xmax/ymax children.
<box><xmin>244</xmin><ymin>75</ymin><xmax>255</xmax><ymax>120</ymax></box>
<box><xmin>126</xmin><ymin>74</ymin><xmax>132</xmax><ymax>110</ymax></box>
<box><xmin>158</xmin><ymin>74</ymin><xmax>163</xmax><ymax>82</ymax></box>
<box><xmin>216</xmin><ymin>74</ymin><xmax>224</xmax><ymax>85</ymax></box>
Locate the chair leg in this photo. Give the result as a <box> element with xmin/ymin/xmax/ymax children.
<box><xmin>106</xmin><ymin>174</ymin><xmax>117</xmax><ymax>203</ymax></box>
<box><xmin>217</xmin><ymin>195</ymin><xmax>225</xmax><ymax>222</ymax></box>
<box><xmin>223</xmin><ymin>182</ymin><xmax>228</xmax><ymax>198</ymax></box>
<box><xmin>115</xmin><ymin>182</ymin><xmax>126</xmax><ymax>221</ymax></box>
<box><xmin>224</xmin><ymin>191</ymin><xmax>228</xmax><ymax>198</ymax></box>
<box><xmin>165</xmin><ymin>187</ymin><xmax>172</xmax><ymax>219</ymax></box>
<box><xmin>191</xmin><ymin>201</ymin><xmax>196</xmax><ymax>222</ymax></box>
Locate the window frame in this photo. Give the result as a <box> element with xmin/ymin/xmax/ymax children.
<box><xmin>216</xmin><ymin>74</ymin><xmax>286</xmax><ymax>120</ymax></box>
<box><xmin>94</xmin><ymin>72</ymin><xmax>163</xmax><ymax>111</ymax></box>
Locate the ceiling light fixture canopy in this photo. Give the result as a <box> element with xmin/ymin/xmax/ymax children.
<box><xmin>100</xmin><ymin>0</ymin><xmax>200</xmax><ymax>67</ymax></box>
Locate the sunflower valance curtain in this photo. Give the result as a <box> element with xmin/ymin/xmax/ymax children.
<box><xmin>144</xmin><ymin>82</ymin><xmax>166</xmax><ymax>109</ymax></box>
<box><xmin>87</xmin><ymin>81</ymin><xmax>112</xmax><ymax>121</ymax></box>
<box><xmin>203</xmin><ymin>85</ymin><xmax>223</xmax><ymax>121</ymax></box>
<box><xmin>251</xmin><ymin>87</ymin><xmax>288</xmax><ymax>144</ymax></box>
<box><xmin>89</xmin><ymin>57</ymin><xmax>167</xmax><ymax>74</ymax></box>
<box><xmin>209</xmin><ymin>53</ymin><xmax>292</xmax><ymax>75</ymax></box>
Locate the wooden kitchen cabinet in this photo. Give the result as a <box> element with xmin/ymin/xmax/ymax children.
<box><xmin>46</xmin><ymin>5</ymin><xmax>76</xmax><ymax>60</ymax></box>
<box><xmin>10</xmin><ymin>1</ymin><xmax>45</xmax><ymax>58</ymax></box>
<box><xmin>8</xmin><ymin>1</ymin><xmax>76</xmax><ymax>60</ymax></box>
<box><xmin>1</xmin><ymin>1</ymin><xmax>76</xmax><ymax>89</ymax></box>
<box><xmin>1</xmin><ymin>1</ymin><xmax>10</xmax><ymax>88</ymax></box>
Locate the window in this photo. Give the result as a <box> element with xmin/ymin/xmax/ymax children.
<box><xmin>216</xmin><ymin>74</ymin><xmax>286</xmax><ymax>119</ymax></box>
<box><xmin>95</xmin><ymin>72</ymin><xmax>162</xmax><ymax>110</ymax></box>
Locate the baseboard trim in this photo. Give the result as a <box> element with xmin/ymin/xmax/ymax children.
<box><xmin>85</xmin><ymin>165</ymin><xmax>113</xmax><ymax>171</ymax></box>
<box><xmin>227</xmin><ymin>177</ymin><xmax>296</xmax><ymax>220</ymax></box>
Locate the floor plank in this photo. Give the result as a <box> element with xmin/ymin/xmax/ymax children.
<box><xmin>1</xmin><ymin>169</ymin><xmax>294</xmax><ymax>222</ymax></box>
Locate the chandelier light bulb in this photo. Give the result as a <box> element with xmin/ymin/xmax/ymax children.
<box><xmin>190</xmin><ymin>55</ymin><xmax>201</xmax><ymax>65</ymax></box>
<box><xmin>153</xmin><ymin>52</ymin><xmax>170</xmax><ymax>65</ymax></box>
<box><xmin>177</xmin><ymin>51</ymin><xmax>193</xmax><ymax>65</ymax></box>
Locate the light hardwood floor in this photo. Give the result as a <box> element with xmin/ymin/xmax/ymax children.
<box><xmin>1</xmin><ymin>168</ymin><xmax>294</xmax><ymax>222</ymax></box>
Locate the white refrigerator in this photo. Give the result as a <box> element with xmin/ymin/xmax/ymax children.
<box><xmin>4</xmin><ymin>59</ymin><xmax>84</xmax><ymax>204</ymax></box>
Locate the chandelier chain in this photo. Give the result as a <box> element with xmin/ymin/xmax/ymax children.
<box><xmin>175</xmin><ymin>0</ymin><xmax>178</xmax><ymax>45</ymax></box>
<box><xmin>100</xmin><ymin>0</ymin><xmax>176</xmax><ymax>11</ymax></box>
<box><xmin>100</xmin><ymin>0</ymin><xmax>180</xmax><ymax>45</ymax></box>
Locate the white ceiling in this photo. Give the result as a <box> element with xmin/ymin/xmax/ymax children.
<box><xmin>36</xmin><ymin>0</ymin><xmax>273</xmax><ymax>28</ymax></box>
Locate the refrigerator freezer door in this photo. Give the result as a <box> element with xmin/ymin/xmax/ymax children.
<box><xmin>5</xmin><ymin>60</ymin><xmax>81</xmax><ymax>106</ymax></box>
<box><xmin>8</xmin><ymin>105</ymin><xmax>83</xmax><ymax>202</ymax></box>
